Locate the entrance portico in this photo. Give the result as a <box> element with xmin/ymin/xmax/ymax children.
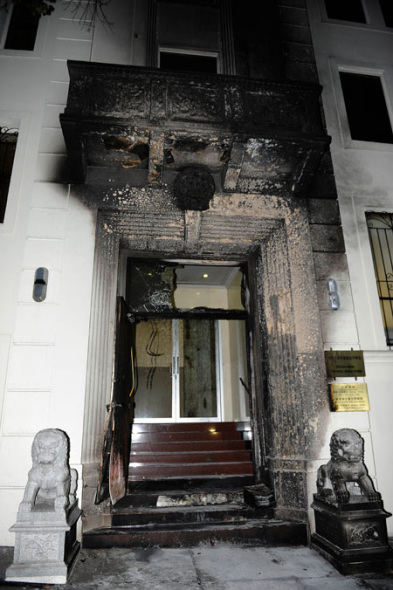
<box><xmin>60</xmin><ymin>61</ymin><xmax>331</xmax><ymax>537</ymax></box>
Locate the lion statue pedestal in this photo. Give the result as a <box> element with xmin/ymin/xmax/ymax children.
<box><xmin>6</xmin><ymin>429</ymin><xmax>82</xmax><ymax>584</ymax></box>
<box><xmin>311</xmin><ymin>428</ymin><xmax>393</xmax><ymax>575</ymax></box>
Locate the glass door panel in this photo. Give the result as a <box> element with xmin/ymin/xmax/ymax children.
<box><xmin>134</xmin><ymin>319</ymin><xmax>173</xmax><ymax>419</ymax></box>
<box><xmin>179</xmin><ymin>319</ymin><xmax>217</xmax><ymax>418</ymax></box>
<box><xmin>134</xmin><ymin>318</ymin><xmax>219</xmax><ymax>421</ymax></box>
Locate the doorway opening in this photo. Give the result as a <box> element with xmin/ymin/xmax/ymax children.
<box><xmin>125</xmin><ymin>258</ymin><xmax>250</xmax><ymax>425</ymax></box>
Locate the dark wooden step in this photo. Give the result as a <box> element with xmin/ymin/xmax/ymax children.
<box><xmin>129</xmin><ymin>450</ymin><xmax>252</xmax><ymax>464</ymax></box>
<box><xmin>128</xmin><ymin>462</ymin><xmax>254</xmax><ymax>479</ymax></box>
<box><xmin>83</xmin><ymin>520</ymin><xmax>308</xmax><ymax>549</ymax></box>
<box><xmin>127</xmin><ymin>475</ymin><xmax>254</xmax><ymax>495</ymax></box>
<box><xmin>111</xmin><ymin>503</ymin><xmax>256</xmax><ymax>527</ymax></box>
<box><xmin>116</xmin><ymin>487</ymin><xmax>245</xmax><ymax>508</ymax></box>
<box><xmin>131</xmin><ymin>431</ymin><xmax>243</xmax><ymax>443</ymax></box>
<box><xmin>132</xmin><ymin>422</ymin><xmax>248</xmax><ymax>433</ymax></box>
<box><xmin>131</xmin><ymin>440</ymin><xmax>249</xmax><ymax>453</ymax></box>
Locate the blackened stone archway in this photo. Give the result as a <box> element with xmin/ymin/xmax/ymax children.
<box><xmin>80</xmin><ymin>187</ymin><xmax>329</xmax><ymax>527</ymax></box>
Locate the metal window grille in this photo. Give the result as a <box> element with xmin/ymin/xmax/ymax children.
<box><xmin>0</xmin><ymin>127</ymin><xmax>18</xmax><ymax>224</ymax></box>
<box><xmin>366</xmin><ymin>212</ymin><xmax>393</xmax><ymax>345</ymax></box>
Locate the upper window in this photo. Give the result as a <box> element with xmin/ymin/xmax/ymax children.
<box><xmin>366</xmin><ymin>213</ymin><xmax>393</xmax><ymax>346</ymax></box>
<box><xmin>0</xmin><ymin>126</ymin><xmax>18</xmax><ymax>223</ymax></box>
<box><xmin>4</xmin><ymin>4</ymin><xmax>40</xmax><ymax>50</ymax></box>
<box><xmin>159</xmin><ymin>51</ymin><xmax>217</xmax><ymax>74</ymax></box>
<box><xmin>379</xmin><ymin>0</ymin><xmax>393</xmax><ymax>27</ymax></box>
<box><xmin>324</xmin><ymin>0</ymin><xmax>366</xmax><ymax>23</ymax></box>
<box><xmin>339</xmin><ymin>72</ymin><xmax>393</xmax><ymax>144</ymax></box>
<box><xmin>148</xmin><ymin>0</ymin><xmax>235</xmax><ymax>74</ymax></box>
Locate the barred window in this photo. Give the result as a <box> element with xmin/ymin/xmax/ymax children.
<box><xmin>366</xmin><ymin>213</ymin><xmax>393</xmax><ymax>345</ymax></box>
<box><xmin>0</xmin><ymin>127</ymin><xmax>18</xmax><ymax>223</ymax></box>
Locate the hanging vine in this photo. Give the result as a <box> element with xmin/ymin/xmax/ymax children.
<box><xmin>0</xmin><ymin>0</ymin><xmax>111</xmax><ymax>25</ymax></box>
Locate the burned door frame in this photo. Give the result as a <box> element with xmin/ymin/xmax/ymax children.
<box><xmin>80</xmin><ymin>194</ymin><xmax>329</xmax><ymax>525</ymax></box>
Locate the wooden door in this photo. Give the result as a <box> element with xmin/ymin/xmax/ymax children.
<box><xmin>96</xmin><ymin>297</ymin><xmax>133</xmax><ymax>504</ymax></box>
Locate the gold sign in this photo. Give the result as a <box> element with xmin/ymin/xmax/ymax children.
<box><xmin>325</xmin><ymin>350</ymin><xmax>365</xmax><ymax>378</ymax></box>
<box><xmin>330</xmin><ymin>383</ymin><xmax>370</xmax><ymax>412</ymax></box>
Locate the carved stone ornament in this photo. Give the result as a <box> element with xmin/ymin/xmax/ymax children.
<box><xmin>311</xmin><ymin>428</ymin><xmax>393</xmax><ymax>575</ymax></box>
<box><xmin>6</xmin><ymin>429</ymin><xmax>81</xmax><ymax>585</ymax></box>
<box><xmin>174</xmin><ymin>166</ymin><xmax>215</xmax><ymax>211</ymax></box>
<box><xmin>316</xmin><ymin>428</ymin><xmax>380</xmax><ymax>504</ymax></box>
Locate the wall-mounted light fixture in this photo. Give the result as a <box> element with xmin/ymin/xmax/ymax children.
<box><xmin>326</xmin><ymin>278</ymin><xmax>340</xmax><ymax>310</ymax></box>
<box><xmin>33</xmin><ymin>267</ymin><xmax>48</xmax><ymax>302</ymax></box>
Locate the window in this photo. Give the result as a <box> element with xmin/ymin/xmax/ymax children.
<box><xmin>0</xmin><ymin>126</ymin><xmax>18</xmax><ymax>223</ymax></box>
<box><xmin>148</xmin><ymin>0</ymin><xmax>235</xmax><ymax>74</ymax></box>
<box><xmin>379</xmin><ymin>0</ymin><xmax>393</xmax><ymax>27</ymax></box>
<box><xmin>367</xmin><ymin>213</ymin><xmax>393</xmax><ymax>345</ymax></box>
<box><xmin>4</xmin><ymin>4</ymin><xmax>40</xmax><ymax>50</ymax></box>
<box><xmin>159</xmin><ymin>51</ymin><xmax>217</xmax><ymax>74</ymax></box>
<box><xmin>339</xmin><ymin>72</ymin><xmax>393</xmax><ymax>143</ymax></box>
<box><xmin>324</xmin><ymin>0</ymin><xmax>366</xmax><ymax>23</ymax></box>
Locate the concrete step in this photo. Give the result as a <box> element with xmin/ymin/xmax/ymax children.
<box><xmin>82</xmin><ymin>520</ymin><xmax>308</xmax><ymax>549</ymax></box>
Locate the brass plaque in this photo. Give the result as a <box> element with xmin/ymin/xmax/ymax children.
<box><xmin>325</xmin><ymin>350</ymin><xmax>365</xmax><ymax>378</ymax></box>
<box><xmin>330</xmin><ymin>383</ymin><xmax>370</xmax><ymax>412</ymax></box>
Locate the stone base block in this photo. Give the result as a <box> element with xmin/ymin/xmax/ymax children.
<box><xmin>6</xmin><ymin>503</ymin><xmax>81</xmax><ymax>584</ymax></box>
<box><xmin>311</xmin><ymin>496</ymin><xmax>393</xmax><ymax>575</ymax></box>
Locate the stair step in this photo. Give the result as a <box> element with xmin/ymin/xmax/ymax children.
<box><xmin>127</xmin><ymin>475</ymin><xmax>254</xmax><ymax>495</ymax></box>
<box><xmin>83</xmin><ymin>520</ymin><xmax>308</xmax><ymax>549</ymax></box>
<box><xmin>131</xmin><ymin>431</ymin><xmax>243</xmax><ymax>443</ymax></box>
<box><xmin>111</xmin><ymin>504</ymin><xmax>256</xmax><ymax>527</ymax></box>
<box><xmin>115</xmin><ymin>488</ymin><xmax>245</xmax><ymax>509</ymax></box>
<box><xmin>129</xmin><ymin>450</ymin><xmax>252</xmax><ymax>464</ymax></box>
<box><xmin>131</xmin><ymin>440</ymin><xmax>249</xmax><ymax>453</ymax></box>
<box><xmin>132</xmin><ymin>422</ymin><xmax>248</xmax><ymax>433</ymax></box>
<box><xmin>128</xmin><ymin>462</ymin><xmax>254</xmax><ymax>479</ymax></box>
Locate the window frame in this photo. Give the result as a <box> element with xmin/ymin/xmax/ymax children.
<box><xmin>323</xmin><ymin>0</ymin><xmax>368</xmax><ymax>25</ymax></box>
<box><xmin>0</xmin><ymin>1</ymin><xmax>46</xmax><ymax>57</ymax></box>
<box><xmin>0</xmin><ymin>112</ymin><xmax>30</xmax><ymax>233</ymax></box>
<box><xmin>158</xmin><ymin>46</ymin><xmax>220</xmax><ymax>74</ymax></box>
<box><xmin>339</xmin><ymin>70</ymin><xmax>393</xmax><ymax>144</ymax></box>
<box><xmin>0</xmin><ymin>126</ymin><xmax>18</xmax><ymax>223</ymax></box>
<box><xmin>330</xmin><ymin>60</ymin><xmax>393</xmax><ymax>152</ymax></box>
<box><xmin>366</xmin><ymin>212</ymin><xmax>393</xmax><ymax>347</ymax></box>
<box><xmin>313</xmin><ymin>0</ymin><xmax>392</xmax><ymax>31</ymax></box>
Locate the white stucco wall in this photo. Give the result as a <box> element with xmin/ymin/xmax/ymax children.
<box><xmin>0</xmin><ymin>5</ymin><xmax>96</xmax><ymax>545</ymax></box>
<box><xmin>2</xmin><ymin>0</ymin><xmax>392</xmax><ymax>546</ymax></box>
<box><xmin>307</xmin><ymin>0</ymin><xmax>393</xmax><ymax>535</ymax></box>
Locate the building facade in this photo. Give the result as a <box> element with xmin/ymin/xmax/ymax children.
<box><xmin>0</xmin><ymin>0</ymin><xmax>392</xmax><ymax>546</ymax></box>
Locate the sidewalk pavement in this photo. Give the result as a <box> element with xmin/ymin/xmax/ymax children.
<box><xmin>1</xmin><ymin>544</ymin><xmax>393</xmax><ymax>590</ymax></box>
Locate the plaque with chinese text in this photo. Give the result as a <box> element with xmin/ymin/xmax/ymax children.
<box><xmin>330</xmin><ymin>383</ymin><xmax>370</xmax><ymax>412</ymax></box>
<box><xmin>325</xmin><ymin>350</ymin><xmax>365</xmax><ymax>378</ymax></box>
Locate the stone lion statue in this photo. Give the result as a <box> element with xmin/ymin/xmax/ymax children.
<box><xmin>18</xmin><ymin>429</ymin><xmax>77</xmax><ymax>514</ymax></box>
<box><xmin>317</xmin><ymin>428</ymin><xmax>380</xmax><ymax>504</ymax></box>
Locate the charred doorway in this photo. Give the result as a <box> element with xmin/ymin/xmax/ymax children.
<box><xmin>81</xmin><ymin>199</ymin><xmax>328</xmax><ymax>529</ymax></box>
<box><xmin>126</xmin><ymin>259</ymin><xmax>250</xmax><ymax>424</ymax></box>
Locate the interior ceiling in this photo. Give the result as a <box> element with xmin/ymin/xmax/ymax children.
<box><xmin>175</xmin><ymin>265</ymin><xmax>240</xmax><ymax>287</ymax></box>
